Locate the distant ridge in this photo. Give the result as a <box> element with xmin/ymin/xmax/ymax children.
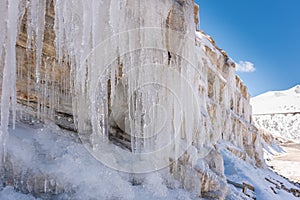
<box><xmin>251</xmin><ymin>85</ymin><xmax>300</xmax><ymax>142</ymax></box>
<box><xmin>251</xmin><ymin>85</ymin><xmax>300</xmax><ymax>115</ymax></box>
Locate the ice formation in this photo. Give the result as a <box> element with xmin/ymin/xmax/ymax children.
<box><xmin>0</xmin><ymin>0</ymin><xmax>266</xmax><ymax>198</ymax></box>
<box><xmin>0</xmin><ymin>0</ymin><xmax>25</xmax><ymax>160</ymax></box>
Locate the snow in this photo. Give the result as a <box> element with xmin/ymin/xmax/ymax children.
<box><xmin>195</xmin><ymin>31</ymin><xmax>219</xmax><ymax>55</ymax></box>
<box><xmin>0</xmin><ymin>186</ymin><xmax>41</xmax><ymax>200</ymax></box>
<box><xmin>219</xmin><ymin>143</ymin><xmax>300</xmax><ymax>200</ymax></box>
<box><xmin>2</xmin><ymin>122</ymin><xmax>298</xmax><ymax>200</ymax></box>
<box><xmin>251</xmin><ymin>84</ymin><xmax>300</xmax><ymax>181</ymax></box>
<box><xmin>2</xmin><ymin>122</ymin><xmax>198</xmax><ymax>200</ymax></box>
<box><xmin>251</xmin><ymin>85</ymin><xmax>300</xmax><ymax>115</ymax></box>
<box><xmin>262</xmin><ymin>140</ymin><xmax>285</xmax><ymax>161</ymax></box>
<box><xmin>251</xmin><ymin>85</ymin><xmax>300</xmax><ymax>142</ymax></box>
<box><xmin>254</xmin><ymin>114</ymin><xmax>300</xmax><ymax>142</ymax></box>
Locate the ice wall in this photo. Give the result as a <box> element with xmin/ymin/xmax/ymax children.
<box><xmin>0</xmin><ymin>0</ymin><xmax>264</xmax><ymax>198</ymax></box>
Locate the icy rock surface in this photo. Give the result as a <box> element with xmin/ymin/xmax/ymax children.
<box><xmin>0</xmin><ymin>0</ymin><xmax>266</xmax><ymax>199</ymax></box>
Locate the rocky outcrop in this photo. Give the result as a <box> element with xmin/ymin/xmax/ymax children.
<box><xmin>0</xmin><ymin>0</ymin><xmax>264</xmax><ymax>199</ymax></box>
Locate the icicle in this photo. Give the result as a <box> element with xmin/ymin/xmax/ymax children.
<box><xmin>44</xmin><ymin>178</ymin><xmax>47</xmax><ymax>193</ymax></box>
<box><xmin>26</xmin><ymin>0</ymin><xmax>36</xmax><ymax>51</ymax></box>
<box><xmin>53</xmin><ymin>0</ymin><xmax>64</xmax><ymax>65</ymax></box>
<box><xmin>0</xmin><ymin>0</ymin><xmax>7</xmax><ymax>59</ymax></box>
<box><xmin>0</xmin><ymin>0</ymin><xmax>21</xmax><ymax>161</ymax></box>
<box><xmin>34</xmin><ymin>0</ymin><xmax>46</xmax><ymax>84</ymax></box>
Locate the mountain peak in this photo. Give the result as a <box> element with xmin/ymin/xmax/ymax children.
<box><xmin>287</xmin><ymin>84</ymin><xmax>300</xmax><ymax>94</ymax></box>
<box><xmin>289</xmin><ymin>84</ymin><xmax>300</xmax><ymax>89</ymax></box>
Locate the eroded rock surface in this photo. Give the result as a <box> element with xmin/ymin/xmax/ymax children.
<box><xmin>0</xmin><ymin>0</ymin><xmax>265</xmax><ymax>199</ymax></box>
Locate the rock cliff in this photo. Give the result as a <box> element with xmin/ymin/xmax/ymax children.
<box><xmin>0</xmin><ymin>0</ymin><xmax>265</xmax><ymax>199</ymax></box>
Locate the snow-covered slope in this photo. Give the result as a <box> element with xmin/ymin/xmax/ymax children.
<box><xmin>2</xmin><ymin>123</ymin><xmax>195</xmax><ymax>200</ymax></box>
<box><xmin>251</xmin><ymin>85</ymin><xmax>300</xmax><ymax>115</ymax></box>
<box><xmin>251</xmin><ymin>85</ymin><xmax>300</xmax><ymax>142</ymax></box>
<box><xmin>1</xmin><ymin>123</ymin><xmax>299</xmax><ymax>200</ymax></box>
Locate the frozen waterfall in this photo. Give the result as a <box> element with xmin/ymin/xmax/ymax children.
<box><xmin>0</xmin><ymin>0</ymin><xmax>203</xmax><ymax>172</ymax></box>
<box><xmin>0</xmin><ymin>0</ymin><xmax>261</xmax><ymax>175</ymax></box>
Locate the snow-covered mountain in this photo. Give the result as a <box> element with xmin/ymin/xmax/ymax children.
<box><xmin>251</xmin><ymin>85</ymin><xmax>300</xmax><ymax>142</ymax></box>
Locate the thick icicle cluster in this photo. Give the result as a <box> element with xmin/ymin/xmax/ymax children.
<box><xmin>0</xmin><ymin>0</ymin><xmax>48</xmax><ymax>159</ymax></box>
<box><xmin>0</xmin><ymin>0</ymin><xmax>202</xmax><ymax>171</ymax></box>
<box><xmin>0</xmin><ymin>0</ymin><xmax>263</xmax><ymax>169</ymax></box>
<box><xmin>52</xmin><ymin>0</ymin><xmax>202</xmax><ymax>172</ymax></box>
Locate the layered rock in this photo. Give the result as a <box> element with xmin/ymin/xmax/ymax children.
<box><xmin>15</xmin><ymin>0</ymin><xmax>74</xmax><ymax>130</ymax></box>
<box><xmin>0</xmin><ymin>0</ymin><xmax>264</xmax><ymax>199</ymax></box>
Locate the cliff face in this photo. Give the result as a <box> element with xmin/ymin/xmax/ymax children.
<box><xmin>0</xmin><ymin>0</ymin><xmax>264</xmax><ymax>199</ymax></box>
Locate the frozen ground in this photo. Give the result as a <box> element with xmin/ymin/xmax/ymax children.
<box><xmin>219</xmin><ymin>142</ymin><xmax>300</xmax><ymax>200</ymax></box>
<box><xmin>265</xmin><ymin>141</ymin><xmax>300</xmax><ymax>184</ymax></box>
<box><xmin>0</xmin><ymin>122</ymin><xmax>299</xmax><ymax>199</ymax></box>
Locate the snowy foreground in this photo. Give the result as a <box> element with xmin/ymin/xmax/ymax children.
<box><xmin>0</xmin><ymin>123</ymin><xmax>298</xmax><ymax>200</ymax></box>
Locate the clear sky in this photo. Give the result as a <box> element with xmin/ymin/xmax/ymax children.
<box><xmin>195</xmin><ymin>0</ymin><xmax>300</xmax><ymax>97</ymax></box>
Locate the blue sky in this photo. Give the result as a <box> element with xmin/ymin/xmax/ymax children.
<box><xmin>195</xmin><ymin>0</ymin><xmax>300</xmax><ymax>97</ymax></box>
